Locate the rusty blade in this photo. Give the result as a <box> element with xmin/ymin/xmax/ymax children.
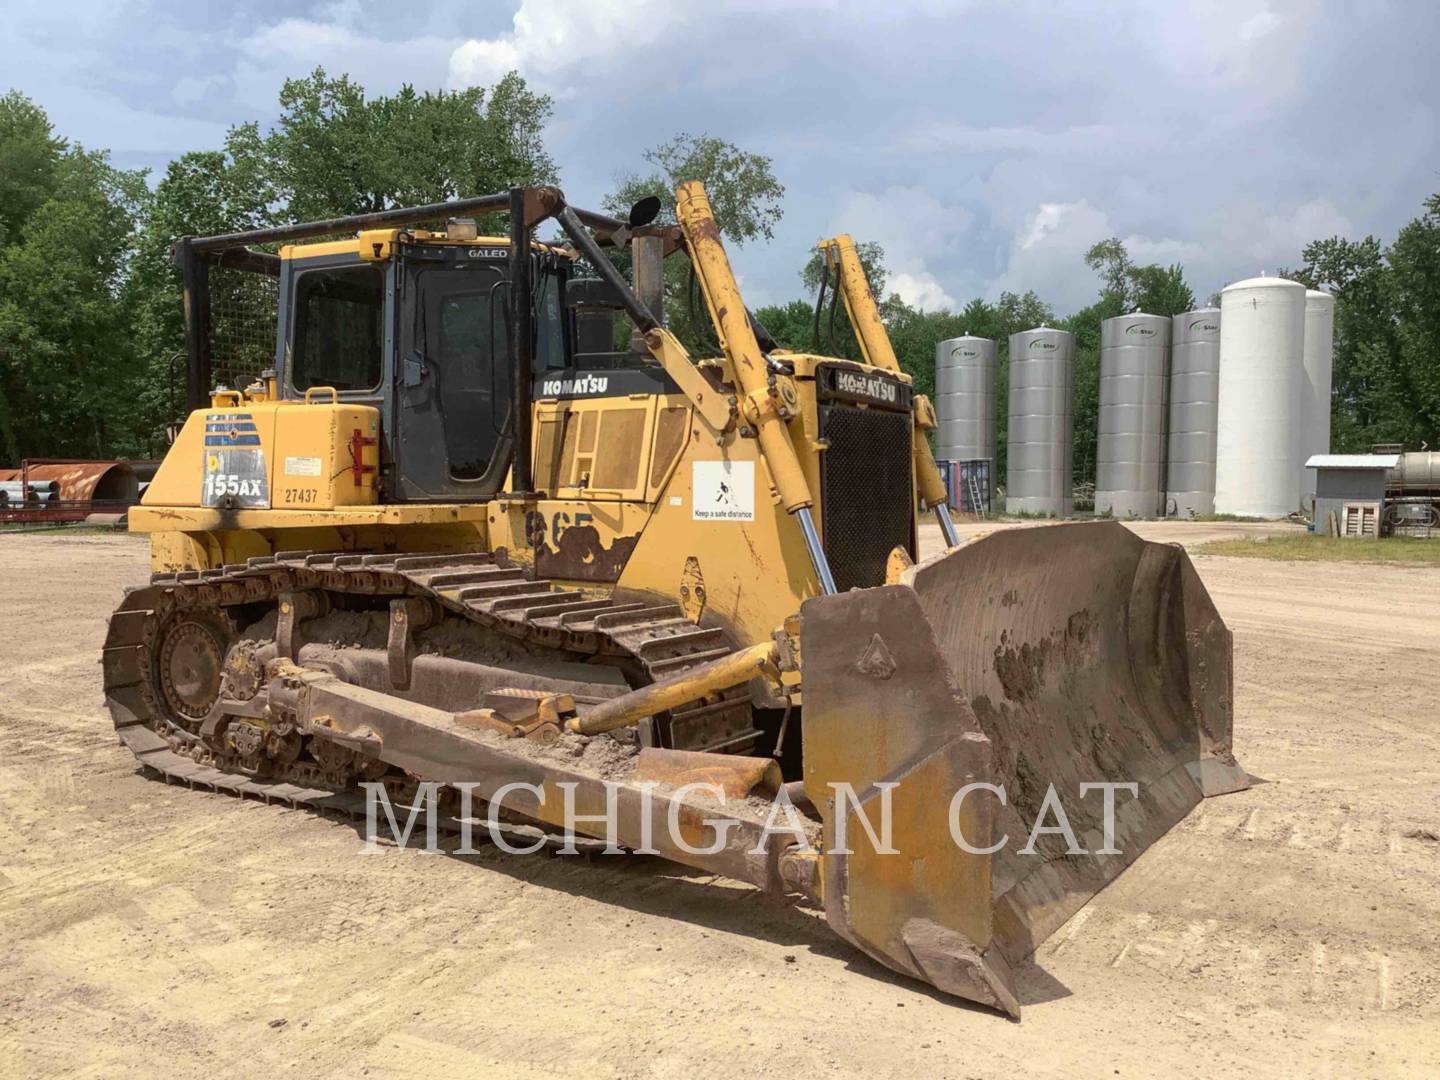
<box><xmin>801</xmin><ymin>584</ymin><xmax>1020</xmax><ymax>1018</ymax></box>
<box><xmin>903</xmin><ymin>521</ymin><xmax>1248</xmax><ymax>963</ymax></box>
<box><xmin>797</xmin><ymin>521</ymin><xmax>1246</xmax><ymax>1015</ymax></box>
<box><xmin>633</xmin><ymin>748</ymin><xmax>783</xmax><ymax>800</ymax></box>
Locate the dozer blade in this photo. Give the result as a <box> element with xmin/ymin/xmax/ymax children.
<box><xmin>800</xmin><ymin>521</ymin><xmax>1247</xmax><ymax>1016</ymax></box>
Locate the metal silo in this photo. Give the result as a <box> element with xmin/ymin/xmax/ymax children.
<box><xmin>1006</xmin><ymin>327</ymin><xmax>1073</xmax><ymax>515</ymax></box>
<box><xmin>935</xmin><ymin>336</ymin><xmax>997</xmax><ymax>498</ymax></box>
<box><xmin>1299</xmin><ymin>289</ymin><xmax>1335</xmax><ymax>512</ymax></box>
<box><xmin>1215</xmin><ymin>276</ymin><xmax>1306</xmax><ymax>518</ymax></box>
<box><xmin>1165</xmin><ymin>308</ymin><xmax>1221</xmax><ymax>517</ymax></box>
<box><xmin>1095</xmin><ymin>313</ymin><xmax>1170</xmax><ymax>517</ymax></box>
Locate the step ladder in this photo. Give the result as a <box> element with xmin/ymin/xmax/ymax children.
<box><xmin>967</xmin><ymin>472</ymin><xmax>987</xmax><ymax>519</ymax></box>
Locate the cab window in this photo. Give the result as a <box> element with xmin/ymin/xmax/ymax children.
<box><xmin>291</xmin><ymin>264</ymin><xmax>384</xmax><ymax>392</ymax></box>
<box><xmin>534</xmin><ymin>267</ymin><xmax>567</xmax><ymax>372</ymax></box>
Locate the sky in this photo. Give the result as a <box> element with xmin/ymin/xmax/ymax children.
<box><xmin>7</xmin><ymin>0</ymin><xmax>1439</xmax><ymax>314</ymax></box>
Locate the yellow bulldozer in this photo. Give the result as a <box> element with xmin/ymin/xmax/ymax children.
<box><xmin>104</xmin><ymin>182</ymin><xmax>1247</xmax><ymax>1017</ymax></box>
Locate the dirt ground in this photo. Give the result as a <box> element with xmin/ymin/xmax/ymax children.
<box><xmin>1</xmin><ymin>524</ymin><xmax>1437</xmax><ymax>1078</ymax></box>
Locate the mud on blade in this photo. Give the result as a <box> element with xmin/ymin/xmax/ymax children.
<box><xmin>800</xmin><ymin>522</ymin><xmax>1247</xmax><ymax>1016</ymax></box>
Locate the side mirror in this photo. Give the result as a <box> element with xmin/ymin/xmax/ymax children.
<box><xmin>565</xmin><ymin>278</ymin><xmax>628</xmax><ymax>310</ymax></box>
<box><xmin>628</xmin><ymin>196</ymin><xmax>662</xmax><ymax>229</ymax></box>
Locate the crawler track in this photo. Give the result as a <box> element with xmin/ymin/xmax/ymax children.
<box><xmin>103</xmin><ymin>549</ymin><xmax>757</xmax><ymax>812</ymax></box>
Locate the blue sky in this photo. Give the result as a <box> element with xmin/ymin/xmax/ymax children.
<box><xmin>7</xmin><ymin>0</ymin><xmax>1438</xmax><ymax>313</ymax></box>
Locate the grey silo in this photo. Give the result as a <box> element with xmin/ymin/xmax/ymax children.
<box><xmin>1006</xmin><ymin>327</ymin><xmax>1074</xmax><ymax>515</ymax></box>
<box><xmin>1166</xmin><ymin>309</ymin><xmax>1221</xmax><ymax>517</ymax></box>
<box><xmin>935</xmin><ymin>336</ymin><xmax>997</xmax><ymax>497</ymax></box>
<box><xmin>1095</xmin><ymin>313</ymin><xmax>1170</xmax><ymax>518</ymax></box>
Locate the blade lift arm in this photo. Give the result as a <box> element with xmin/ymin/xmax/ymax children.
<box><xmin>673</xmin><ymin>182</ymin><xmax>839</xmax><ymax>594</ymax></box>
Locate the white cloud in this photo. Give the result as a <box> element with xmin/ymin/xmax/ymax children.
<box><xmin>233</xmin><ymin>20</ymin><xmax>462</xmax><ymax>106</ymax></box>
<box><xmin>893</xmin><ymin>122</ymin><xmax>1117</xmax><ymax>156</ymax></box>
<box><xmin>447</xmin><ymin>38</ymin><xmax>523</xmax><ymax>89</ymax></box>
<box><xmin>448</xmin><ymin>0</ymin><xmax>684</xmax><ymax>96</ymax></box>
<box><xmin>990</xmin><ymin>199</ymin><xmax>1211</xmax><ymax>310</ymax></box>
<box><xmin>888</xmin><ymin>271</ymin><xmax>956</xmax><ymax>311</ymax></box>
<box><xmin>171</xmin><ymin>74</ymin><xmax>228</xmax><ymax>109</ymax></box>
<box><xmin>827</xmin><ymin>186</ymin><xmax>973</xmax><ymax>309</ymax></box>
<box><xmin>991</xmin><ymin>200</ymin><xmax>1110</xmax><ymax>309</ymax></box>
<box><xmin>6</xmin><ymin>0</ymin><xmax>1436</xmax><ymax>317</ymax></box>
<box><xmin>1257</xmin><ymin>198</ymin><xmax>1354</xmax><ymax>258</ymax></box>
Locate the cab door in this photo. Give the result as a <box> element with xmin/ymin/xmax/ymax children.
<box><xmin>393</xmin><ymin>253</ymin><xmax>515</xmax><ymax>500</ymax></box>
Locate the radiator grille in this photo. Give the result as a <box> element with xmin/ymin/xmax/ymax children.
<box><xmin>819</xmin><ymin>404</ymin><xmax>915</xmax><ymax>591</ymax></box>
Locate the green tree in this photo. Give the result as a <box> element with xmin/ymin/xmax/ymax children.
<box><xmin>0</xmin><ymin>105</ymin><xmax>150</xmax><ymax>459</ymax></box>
<box><xmin>605</xmin><ymin>133</ymin><xmax>785</xmax><ymax>245</ymax></box>
<box><xmin>1286</xmin><ymin>199</ymin><xmax>1440</xmax><ymax>453</ymax></box>
<box><xmin>1084</xmin><ymin>237</ymin><xmax>1194</xmax><ymax>316</ymax></box>
<box><xmin>1284</xmin><ymin>235</ymin><xmax>1396</xmax><ymax>450</ymax></box>
<box><xmin>751</xmin><ymin>299</ymin><xmax>816</xmax><ymax>352</ymax></box>
<box><xmin>266</xmin><ymin>69</ymin><xmax>555</xmax><ymax>220</ymax></box>
<box><xmin>794</xmin><ymin>239</ymin><xmax>889</xmax><ymax>362</ymax></box>
<box><xmin>0</xmin><ymin>91</ymin><xmax>66</xmax><ymax>246</ymax></box>
<box><xmin>603</xmin><ymin>134</ymin><xmax>786</xmax><ymax>355</ymax></box>
<box><xmin>127</xmin><ymin>135</ymin><xmax>278</xmax><ymax>446</ymax></box>
<box><xmin>1387</xmin><ymin>194</ymin><xmax>1440</xmax><ymax>448</ymax></box>
<box><xmin>126</xmin><ymin>69</ymin><xmax>558</xmax><ymax>440</ymax></box>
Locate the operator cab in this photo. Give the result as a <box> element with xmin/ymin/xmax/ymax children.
<box><xmin>275</xmin><ymin>225</ymin><xmax>636</xmax><ymax>501</ymax></box>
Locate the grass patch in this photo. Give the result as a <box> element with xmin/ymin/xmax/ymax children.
<box><xmin>1190</xmin><ymin>512</ymin><xmax>1269</xmax><ymax>523</ymax></box>
<box><xmin>0</xmin><ymin>523</ymin><xmax>133</xmax><ymax>536</ymax></box>
<box><xmin>1195</xmin><ymin>533</ymin><xmax>1440</xmax><ymax>564</ymax></box>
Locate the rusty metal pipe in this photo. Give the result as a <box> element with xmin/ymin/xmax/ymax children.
<box><xmin>507</xmin><ymin>187</ymin><xmax>535</xmax><ymax>495</ymax></box>
<box><xmin>181</xmin><ymin>193</ymin><xmax>511</xmax><ymax>253</ymax></box>
<box><xmin>568</xmin><ymin>642</ymin><xmax>779</xmax><ymax>736</ymax></box>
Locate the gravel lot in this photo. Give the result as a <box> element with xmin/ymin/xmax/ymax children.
<box><xmin>1</xmin><ymin>525</ymin><xmax>1436</xmax><ymax>1078</ymax></box>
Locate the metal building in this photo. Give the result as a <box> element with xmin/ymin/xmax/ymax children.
<box><xmin>1166</xmin><ymin>308</ymin><xmax>1221</xmax><ymax>517</ymax></box>
<box><xmin>1215</xmin><ymin>276</ymin><xmax>1306</xmax><ymax>517</ymax></box>
<box><xmin>1095</xmin><ymin>313</ymin><xmax>1170</xmax><ymax>517</ymax></box>
<box><xmin>1006</xmin><ymin>327</ymin><xmax>1074</xmax><ymax>515</ymax></box>
<box><xmin>1299</xmin><ymin>290</ymin><xmax>1335</xmax><ymax>511</ymax></box>
<box><xmin>1307</xmin><ymin>454</ymin><xmax>1396</xmax><ymax>537</ymax></box>
<box><xmin>935</xmin><ymin>336</ymin><xmax>997</xmax><ymax>499</ymax></box>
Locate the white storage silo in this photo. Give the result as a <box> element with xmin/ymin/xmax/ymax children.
<box><xmin>935</xmin><ymin>336</ymin><xmax>998</xmax><ymax>498</ymax></box>
<box><xmin>1006</xmin><ymin>327</ymin><xmax>1074</xmax><ymax>515</ymax></box>
<box><xmin>1214</xmin><ymin>276</ymin><xmax>1306</xmax><ymax>518</ymax></box>
<box><xmin>1166</xmin><ymin>308</ymin><xmax>1221</xmax><ymax>517</ymax></box>
<box><xmin>1299</xmin><ymin>289</ymin><xmax>1335</xmax><ymax>512</ymax></box>
<box><xmin>1095</xmin><ymin>313</ymin><xmax>1170</xmax><ymax>517</ymax></box>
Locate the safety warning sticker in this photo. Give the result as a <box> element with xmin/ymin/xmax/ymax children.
<box><xmin>692</xmin><ymin>460</ymin><xmax>754</xmax><ymax>522</ymax></box>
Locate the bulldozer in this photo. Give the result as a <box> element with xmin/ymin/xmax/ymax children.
<box><xmin>104</xmin><ymin>182</ymin><xmax>1247</xmax><ymax>1017</ymax></box>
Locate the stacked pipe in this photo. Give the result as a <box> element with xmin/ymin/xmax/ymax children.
<box><xmin>0</xmin><ymin>480</ymin><xmax>60</xmax><ymax>504</ymax></box>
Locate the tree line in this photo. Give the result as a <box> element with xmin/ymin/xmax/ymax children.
<box><xmin>0</xmin><ymin>70</ymin><xmax>1434</xmax><ymax>477</ymax></box>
